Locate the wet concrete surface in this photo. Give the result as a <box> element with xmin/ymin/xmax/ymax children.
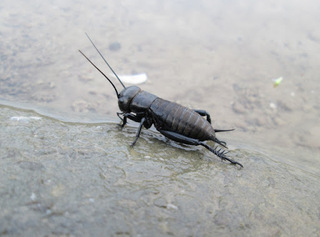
<box><xmin>1</xmin><ymin>0</ymin><xmax>320</xmax><ymax>236</ymax></box>
<box><xmin>1</xmin><ymin>105</ymin><xmax>319</xmax><ymax>236</ymax></box>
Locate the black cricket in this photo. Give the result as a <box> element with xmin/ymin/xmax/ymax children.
<box><xmin>79</xmin><ymin>34</ymin><xmax>243</xmax><ymax>168</ymax></box>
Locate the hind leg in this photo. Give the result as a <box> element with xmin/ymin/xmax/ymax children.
<box><xmin>200</xmin><ymin>141</ymin><xmax>243</xmax><ymax>167</ymax></box>
<box><xmin>159</xmin><ymin>130</ymin><xmax>243</xmax><ymax>167</ymax></box>
<box><xmin>193</xmin><ymin>109</ymin><xmax>211</xmax><ymax>124</ymax></box>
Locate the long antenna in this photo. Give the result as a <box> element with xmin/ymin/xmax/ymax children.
<box><xmin>85</xmin><ymin>33</ymin><xmax>126</xmax><ymax>89</ymax></box>
<box><xmin>79</xmin><ymin>50</ymin><xmax>120</xmax><ymax>98</ymax></box>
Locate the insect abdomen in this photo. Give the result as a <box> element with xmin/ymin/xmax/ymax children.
<box><xmin>150</xmin><ymin>98</ymin><xmax>215</xmax><ymax>141</ymax></box>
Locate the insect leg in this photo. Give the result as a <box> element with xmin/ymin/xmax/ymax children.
<box><xmin>117</xmin><ymin>112</ymin><xmax>127</xmax><ymax>128</ymax></box>
<box><xmin>159</xmin><ymin>130</ymin><xmax>243</xmax><ymax>167</ymax></box>
<box><xmin>131</xmin><ymin>117</ymin><xmax>146</xmax><ymax>146</ymax></box>
<box><xmin>200</xmin><ymin>141</ymin><xmax>243</xmax><ymax>168</ymax></box>
<box><xmin>193</xmin><ymin>110</ymin><xmax>211</xmax><ymax>124</ymax></box>
<box><xmin>117</xmin><ymin>112</ymin><xmax>144</xmax><ymax>128</ymax></box>
<box><xmin>212</xmin><ymin>137</ymin><xmax>227</xmax><ymax>148</ymax></box>
<box><xmin>159</xmin><ymin>130</ymin><xmax>200</xmax><ymax>145</ymax></box>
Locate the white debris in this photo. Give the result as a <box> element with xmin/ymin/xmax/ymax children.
<box><xmin>118</xmin><ymin>73</ymin><xmax>147</xmax><ymax>85</ymax></box>
<box><xmin>269</xmin><ymin>102</ymin><xmax>277</xmax><ymax>109</ymax></box>
<box><xmin>167</xmin><ymin>203</ymin><xmax>178</xmax><ymax>210</ymax></box>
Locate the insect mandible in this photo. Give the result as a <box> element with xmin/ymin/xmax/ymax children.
<box><xmin>79</xmin><ymin>34</ymin><xmax>243</xmax><ymax>168</ymax></box>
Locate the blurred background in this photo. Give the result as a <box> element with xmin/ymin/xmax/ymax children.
<box><xmin>1</xmin><ymin>0</ymin><xmax>319</xmax><ymax>173</ymax></box>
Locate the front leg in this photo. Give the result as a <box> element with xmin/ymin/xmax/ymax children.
<box><xmin>117</xmin><ymin>112</ymin><xmax>127</xmax><ymax>128</ymax></box>
<box><xmin>130</xmin><ymin>114</ymin><xmax>154</xmax><ymax>146</ymax></box>
<box><xmin>117</xmin><ymin>112</ymin><xmax>144</xmax><ymax>128</ymax></box>
<box><xmin>131</xmin><ymin>117</ymin><xmax>146</xmax><ymax>146</ymax></box>
<box><xmin>117</xmin><ymin>112</ymin><xmax>153</xmax><ymax>146</ymax></box>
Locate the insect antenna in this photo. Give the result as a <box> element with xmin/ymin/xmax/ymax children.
<box><xmin>79</xmin><ymin>50</ymin><xmax>120</xmax><ymax>98</ymax></box>
<box><xmin>85</xmin><ymin>33</ymin><xmax>126</xmax><ymax>89</ymax></box>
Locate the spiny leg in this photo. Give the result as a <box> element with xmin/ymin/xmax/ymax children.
<box><xmin>200</xmin><ymin>141</ymin><xmax>243</xmax><ymax>168</ymax></box>
<box><xmin>159</xmin><ymin>130</ymin><xmax>243</xmax><ymax>167</ymax></box>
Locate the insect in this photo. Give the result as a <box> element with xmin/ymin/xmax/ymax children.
<box><xmin>79</xmin><ymin>34</ymin><xmax>243</xmax><ymax>168</ymax></box>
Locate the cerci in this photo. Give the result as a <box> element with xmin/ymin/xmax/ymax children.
<box><xmin>79</xmin><ymin>34</ymin><xmax>243</xmax><ymax>168</ymax></box>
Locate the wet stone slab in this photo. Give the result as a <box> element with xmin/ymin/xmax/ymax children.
<box><xmin>0</xmin><ymin>105</ymin><xmax>319</xmax><ymax>236</ymax></box>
